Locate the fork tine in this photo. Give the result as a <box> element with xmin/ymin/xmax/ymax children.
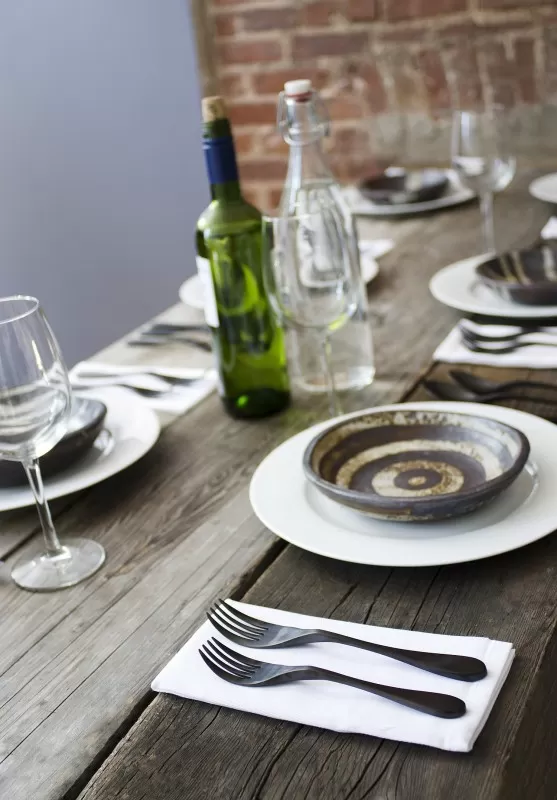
<box><xmin>207</xmin><ymin>606</ymin><xmax>259</xmax><ymax>641</ymax></box>
<box><xmin>215</xmin><ymin>602</ymin><xmax>266</xmax><ymax>637</ymax></box>
<box><xmin>221</xmin><ymin>599</ymin><xmax>269</xmax><ymax>631</ymax></box>
<box><xmin>205</xmin><ymin>640</ymin><xmax>256</xmax><ymax>675</ymax></box>
<box><xmin>201</xmin><ymin>644</ymin><xmax>251</xmax><ymax>678</ymax></box>
<box><xmin>199</xmin><ymin>647</ymin><xmax>244</xmax><ymax>683</ymax></box>
<box><xmin>210</xmin><ymin>637</ymin><xmax>262</xmax><ymax>669</ymax></box>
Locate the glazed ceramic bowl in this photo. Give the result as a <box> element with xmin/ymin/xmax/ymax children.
<box><xmin>358</xmin><ymin>169</ymin><xmax>449</xmax><ymax>206</ymax></box>
<box><xmin>303</xmin><ymin>409</ymin><xmax>529</xmax><ymax>522</ymax></box>
<box><xmin>0</xmin><ymin>396</ymin><xmax>107</xmax><ymax>487</ymax></box>
<box><xmin>476</xmin><ymin>243</ymin><xmax>557</xmax><ymax>306</ymax></box>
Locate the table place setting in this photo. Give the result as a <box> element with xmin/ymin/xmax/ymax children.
<box><xmin>70</xmin><ymin>361</ymin><xmax>218</xmax><ymax>415</ymax></box>
<box><xmin>152</xmin><ymin>599</ymin><xmax>514</xmax><ymax>752</ymax></box>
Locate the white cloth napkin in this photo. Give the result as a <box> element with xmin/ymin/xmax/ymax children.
<box><xmin>70</xmin><ymin>362</ymin><xmax>217</xmax><ymax>415</ymax></box>
<box><xmin>435</xmin><ymin>218</ymin><xmax>557</xmax><ymax>367</ymax></box>
<box><xmin>435</xmin><ymin>324</ymin><xmax>557</xmax><ymax>368</ymax></box>
<box><xmin>152</xmin><ymin>601</ymin><xmax>514</xmax><ymax>752</ymax></box>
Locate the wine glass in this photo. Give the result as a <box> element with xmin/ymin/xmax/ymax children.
<box><xmin>262</xmin><ymin>210</ymin><xmax>357</xmax><ymax>417</ymax></box>
<box><xmin>451</xmin><ymin>108</ymin><xmax>516</xmax><ymax>255</ymax></box>
<box><xmin>0</xmin><ymin>296</ymin><xmax>106</xmax><ymax>591</ymax></box>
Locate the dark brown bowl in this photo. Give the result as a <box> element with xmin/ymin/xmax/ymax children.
<box><xmin>476</xmin><ymin>244</ymin><xmax>557</xmax><ymax>306</ymax></box>
<box><xmin>358</xmin><ymin>169</ymin><xmax>449</xmax><ymax>206</ymax></box>
<box><xmin>0</xmin><ymin>397</ymin><xmax>107</xmax><ymax>487</ymax></box>
<box><xmin>303</xmin><ymin>409</ymin><xmax>529</xmax><ymax>522</ymax></box>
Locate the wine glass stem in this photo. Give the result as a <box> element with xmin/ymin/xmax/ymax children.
<box><xmin>320</xmin><ymin>333</ymin><xmax>341</xmax><ymax>417</ymax></box>
<box><xmin>480</xmin><ymin>191</ymin><xmax>495</xmax><ymax>254</ymax></box>
<box><xmin>23</xmin><ymin>459</ymin><xmax>64</xmax><ymax>556</ymax></box>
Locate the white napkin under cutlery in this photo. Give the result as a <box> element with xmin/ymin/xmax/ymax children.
<box><xmin>435</xmin><ymin>218</ymin><xmax>557</xmax><ymax>367</ymax></box>
<box><xmin>70</xmin><ymin>362</ymin><xmax>217</xmax><ymax>415</ymax></box>
<box><xmin>152</xmin><ymin>601</ymin><xmax>514</xmax><ymax>752</ymax></box>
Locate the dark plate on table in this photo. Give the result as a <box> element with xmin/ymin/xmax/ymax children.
<box><xmin>303</xmin><ymin>409</ymin><xmax>529</xmax><ymax>522</ymax></box>
<box><xmin>0</xmin><ymin>397</ymin><xmax>107</xmax><ymax>487</ymax></box>
<box><xmin>476</xmin><ymin>243</ymin><xmax>557</xmax><ymax>306</ymax></box>
<box><xmin>358</xmin><ymin>169</ymin><xmax>449</xmax><ymax>206</ymax></box>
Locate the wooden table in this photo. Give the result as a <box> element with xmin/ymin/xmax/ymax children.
<box><xmin>1</xmin><ymin>175</ymin><xmax>555</xmax><ymax>800</ymax></box>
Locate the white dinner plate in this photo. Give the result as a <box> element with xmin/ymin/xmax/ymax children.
<box><xmin>529</xmin><ymin>173</ymin><xmax>557</xmax><ymax>205</ymax></box>
<box><xmin>178</xmin><ymin>239</ymin><xmax>393</xmax><ymax>310</ymax></box>
<box><xmin>250</xmin><ymin>401</ymin><xmax>557</xmax><ymax>567</ymax></box>
<box><xmin>344</xmin><ymin>172</ymin><xmax>475</xmax><ymax>218</ymax></box>
<box><xmin>0</xmin><ymin>386</ymin><xmax>160</xmax><ymax>511</ymax></box>
<box><xmin>429</xmin><ymin>255</ymin><xmax>557</xmax><ymax>319</ymax></box>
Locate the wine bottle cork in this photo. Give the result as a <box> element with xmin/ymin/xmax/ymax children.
<box><xmin>202</xmin><ymin>96</ymin><xmax>227</xmax><ymax>123</ymax></box>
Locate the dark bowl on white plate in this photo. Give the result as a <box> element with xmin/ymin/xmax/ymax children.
<box><xmin>358</xmin><ymin>169</ymin><xmax>449</xmax><ymax>206</ymax></box>
<box><xmin>476</xmin><ymin>243</ymin><xmax>557</xmax><ymax>306</ymax></box>
<box><xmin>0</xmin><ymin>397</ymin><xmax>107</xmax><ymax>487</ymax></box>
<box><xmin>303</xmin><ymin>408</ymin><xmax>529</xmax><ymax>522</ymax></box>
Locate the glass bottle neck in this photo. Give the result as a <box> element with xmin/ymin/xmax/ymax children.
<box><xmin>203</xmin><ymin>117</ymin><xmax>242</xmax><ymax>204</ymax></box>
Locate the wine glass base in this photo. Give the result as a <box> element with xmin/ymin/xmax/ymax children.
<box><xmin>11</xmin><ymin>538</ymin><xmax>106</xmax><ymax>592</ymax></box>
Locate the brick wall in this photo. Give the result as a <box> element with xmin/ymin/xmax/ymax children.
<box><xmin>207</xmin><ymin>0</ymin><xmax>557</xmax><ymax>210</ymax></box>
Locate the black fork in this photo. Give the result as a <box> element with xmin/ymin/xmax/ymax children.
<box><xmin>199</xmin><ymin>638</ymin><xmax>466</xmax><ymax>719</ymax></box>
<box><xmin>207</xmin><ymin>600</ymin><xmax>487</xmax><ymax>682</ymax></box>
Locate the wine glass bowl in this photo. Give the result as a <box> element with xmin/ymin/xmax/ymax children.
<box><xmin>0</xmin><ymin>296</ymin><xmax>106</xmax><ymax>591</ymax></box>
<box><xmin>263</xmin><ymin>210</ymin><xmax>357</xmax><ymax>416</ymax></box>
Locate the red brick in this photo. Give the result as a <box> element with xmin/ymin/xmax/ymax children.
<box><xmin>253</xmin><ymin>67</ymin><xmax>330</xmax><ymax>95</ymax></box>
<box><xmin>219</xmin><ymin>73</ymin><xmax>246</xmax><ymax>97</ymax></box>
<box><xmin>240</xmin><ymin>7</ymin><xmax>298</xmax><ymax>31</ymax></box>
<box><xmin>416</xmin><ymin>48</ymin><xmax>451</xmax><ymax>110</ymax></box>
<box><xmin>213</xmin><ymin>12</ymin><xmax>236</xmax><ymax>37</ymax></box>
<box><xmin>228</xmin><ymin>102</ymin><xmax>277</xmax><ymax>126</ymax></box>
<box><xmin>348</xmin><ymin>0</ymin><xmax>377</xmax><ymax>22</ymax></box>
<box><xmin>261</xmin><ymin>129</ymin><xmax>289</xmax><ymax>155</ymax></box>
<box><xmin>384</xmin><ymin>0</ymin><xmax>467</xmax><ymax>22</ymax></box>
<box><xmin>242</xmin><ymin>185</ymin><xmax>266</xmax><ymax>210</ymax></box>
<box><xmin>350</xmin><ymin>61</ymin><xmax>388</xmax><ymax>112</ymax></box>
<box><xmin>479</xmin><ymin>0</ymin><xmax>554</xmax><ymax>7</ymax></box>
<box><xmin>268</xmin><ymin>186</ymin><xmax>284</xmax><ymax>210</ymax></box>
<box><xmin>515</xmin><ymin>38</ymin><xmax>539</xmax><ymax>104</ymax></box>
<box><xmin>327</xmin><ymin>94</ymin><xmax>367</xmax><ymax>120</ymax></box>
<box><xmin>218</xmin><ymin>38</ymin><xmax>282</xmax><ymax>65</ymax></box>
<box><xmin>234</xmin><ymin>132</ymin><xmax>257</xmax><ymax>155</ymax></box>
<box><xmin>301</xmin><ymin>1</ymin><xmax>341</xmax><ymax>26</ymax></box>
<box><xmin>293</xmin><ymin>32</ymin><xmax>369</xmax><ymax>60</ymax></box>
<box><xmin>442</xmin><ymin>39</ymin><xmax>484</xmax><ymax>108</ymax></box>
<box><xmin>240</xmin><ymin>158</ymin><xmax>287</xmax><ymax>181</ymax></box>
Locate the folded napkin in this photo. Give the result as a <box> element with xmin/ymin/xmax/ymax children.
<box><xmin>434</xmin><ymin>324</ymin><xmax>557</xmax><ymax>368</ymax></box>
<box><xmin>435</xmin><ymin>219</ymin><xmax>557</xmax><ymax>367</ymax></box>
<box><xmin>70</xmin><ymin>362</ymin><xmax>217</xmax><ymax>415</ymax></box>
<box><xmin>152</xmin><ymin>601</ymin><xmax>514</xmax><ymax>752</ymax></box>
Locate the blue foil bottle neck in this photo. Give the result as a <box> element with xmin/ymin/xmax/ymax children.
<box><xmin>203</xmin><ymin>135</ymin><xmax>240</xmax><ymax>186</ymax></box>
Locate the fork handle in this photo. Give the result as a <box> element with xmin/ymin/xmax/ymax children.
<box><xmin>314</xmin><ymin>630</ymin><xmax>487</xmax><ymax>682</ymax></box>
<box><xmin>302</xmin><ymin>667</ymin><xmax>465</xmax><ymax>719</ymax></box>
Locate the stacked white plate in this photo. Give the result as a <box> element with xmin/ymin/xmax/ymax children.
<box><xmin>250</xmin><ymin>401</ymin><xmax>557</xmax><ymax>568</ymax></box>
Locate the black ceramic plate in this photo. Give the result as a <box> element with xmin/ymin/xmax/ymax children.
<box><xmin>303</xmin><ymin>409</ymin><xmax>529</xmax><ymax>522</ymax></box>
<box><xmin>358</xmin><ymin>169</ymin><xmax>449</xmax><ymax>206</ymax></box>
<box><xmin>0</xmin><ymin>397</ymin><xmax>107</xmax><ymax>487</ymax></box>
<box><xmin>476</xmin><ymin>244</ymin><xmax>557</xmax><ymax>305</ymax></box>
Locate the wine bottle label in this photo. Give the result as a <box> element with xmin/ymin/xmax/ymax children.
<box><xmin>203</xmin><ymin>136</ymin><xmax>239</xmax><ymax>185</ymax></box>
<box><xmin>196</xmin><ymin>256</ymin><xmax>219</xmax><ymax>328</ymax></box>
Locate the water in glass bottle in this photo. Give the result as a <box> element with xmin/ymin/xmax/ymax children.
<box><xmin>276</xmin><ymin>79</ymin><xmax>375</xmax><ymax>393</ymax></box>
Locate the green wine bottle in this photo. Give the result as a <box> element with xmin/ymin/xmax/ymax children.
<box><xmin>196</xmin><ymin>96</ymin><xmax>290</xmax><ymax>419</ymax></box>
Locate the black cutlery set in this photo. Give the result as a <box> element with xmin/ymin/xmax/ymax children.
<box><xmin>127</xmin><ymin>321</ymin><xmax>211</xmax><ymax>352</ymax></box>
<box><xmin>200</xmin><ymin>599</ymin><xmax>489</xmax><ymax>719</ymax></box>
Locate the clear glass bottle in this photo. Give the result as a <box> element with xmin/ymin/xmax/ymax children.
<box><xmin>277</xmin><ymin>79</ymin><xmax>375</xmax><ymax>393</ymax></box>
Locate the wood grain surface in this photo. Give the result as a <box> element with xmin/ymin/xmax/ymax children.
<box><xmin>0</xmin><ymin>176</ymin><xmax>551</xmax><ymax>800</ymax></box>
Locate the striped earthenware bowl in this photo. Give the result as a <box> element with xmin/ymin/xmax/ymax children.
<box><xmin>303</xmin><ymin>408</ymin><xmax>529</xmax><ymax>522</ymax></box>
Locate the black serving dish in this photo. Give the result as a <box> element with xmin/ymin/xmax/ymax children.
<box><xmin>0</xmin><ymin>396</ymin><xmax>107</xmax><ymax>487</ymax></box>
<box><xmin>475</xmin><ymin>243</ymin><xmax>557</xmax><ymax>306</ymax></box>
<box><xmin>303</xmin><ymin>408</ymin><xmax>529</xmax><ymax>522</ymax></box>
<box><xmin>358</xmin><ymin>169</ymin><xmax>449</xmax><ymax>206</ymax></box>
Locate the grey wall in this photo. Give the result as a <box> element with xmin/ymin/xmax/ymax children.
<box><xmin>0</xmin><ymin>0</ymin><xmax>208</xmax><ymax>365</ymax></box>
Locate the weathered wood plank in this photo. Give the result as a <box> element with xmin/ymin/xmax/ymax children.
<box><xmin>0</xmin><ymin>178</ymin><xmax>549</xmax><ymax>800</ymax></box>
<box><xmin>79</xmin><ymin>361</ymin><xmax>557</xmax><ymax>800</ymax></box>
